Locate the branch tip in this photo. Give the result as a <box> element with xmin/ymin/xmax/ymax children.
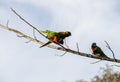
<box><xmin>104</xmin><ymin>41</ymin><xmax>117</xmax><ymax>62</ymax></box>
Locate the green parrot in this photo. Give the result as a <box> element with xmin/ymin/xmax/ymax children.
<box><xmin>39</xmin><ymin>30</ymin><xmax>71</xmax><ymax>48</ymax></box>
<box><xmin>91</xmin><ymin>43</ymin><xmax>110</xmax><ymax>59</ymax></box>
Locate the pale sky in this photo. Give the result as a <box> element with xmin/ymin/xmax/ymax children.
<box><xmin>0</xmin><ymin>0</ymin><xmax>120</xmax><ymax>82</ymax></box>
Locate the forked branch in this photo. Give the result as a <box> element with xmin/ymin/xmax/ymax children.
<box><xmin>11</xmin><ymin>8</ymin><xmax>67</xmax><ymax>50</ymax></box>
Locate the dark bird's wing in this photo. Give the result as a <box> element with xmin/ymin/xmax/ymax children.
<box><xmin>40</xmin><ymin>41</ymin><xmax>51</xmax><ymax>48</ymax></box>
<box><xmin>97</xmin><ymin>47</ymin><xmax>110</xmax><ymax>59</ymax></box>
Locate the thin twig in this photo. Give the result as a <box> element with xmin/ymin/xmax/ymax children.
<box><xmin>55</xmin><ymin>51</ymin><xmax>67</xmax><ymax>57</ymax></box>
<box><xmin>104</xmin><ymin>41</ymin><xmax>117</xmax><ymax>62</ymax></box>
<box><xmin>76</xmin><ymin>43</ymin><xmax>80</xmax><ymax>53</ymax></box>
<box><xmin>33</xmin><ymin>28</ymin><xmax>37</xmax><ymax>39</ymax></box>
<box><xmin>6</xmin><ymin>20</ymin><xmax>9</xmax><ymax>27</ymax></box>
<box><xmin>17</xmin><ymin>35</ymin><xmax>31</xmax><ymax>43</ymax></box>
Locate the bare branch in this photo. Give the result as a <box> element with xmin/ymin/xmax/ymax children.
<box><xmin>0</xmin><ymin>24</ymin><xmax>56</xmax><ymax>49</ymax></box>
<box><xmin>0</xmin><ymin>24</ymin><xmax>120</xmax><ymax>63</ymax></box>
<box><xmin>10</xmin><ymin>8</ymin><xmax>42</xmax><ymax>35</ymax></box>
<box><xmin>104</xmin><ymin>41</ymin><xmax>117</xmax><ymax>62</ymax></box>
<box><xmin>11</xmin><ymin>8</ymin><xmax>67</xmax><ymax>50</ymax></box>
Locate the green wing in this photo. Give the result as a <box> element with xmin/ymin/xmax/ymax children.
<box><xmin>97</xmin><ymin>47</ymin><xmax>109</xmax><ymax>58</ymax></box>
<box><xmin>40</xmin><ymin>30</ymin><xmax>58</xmax><ymax>37</ymax></box>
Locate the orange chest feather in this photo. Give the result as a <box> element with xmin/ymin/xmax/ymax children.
<box><xmin>92</xmin><ymin>47</ymin><xmax>97</xmax><ymax>51</ymax></box>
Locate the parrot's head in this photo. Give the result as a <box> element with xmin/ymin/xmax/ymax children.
<box><xmin>65</xmin><ymin>31</ymin><xmax>71</xmax><ymax>37</ymax></box>
<box><xmin>91</xmin><ymin>42</ymin><xmax>97</xmax><ymax>48</ymax></box>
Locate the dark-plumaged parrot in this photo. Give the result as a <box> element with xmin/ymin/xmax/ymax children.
<box><xmin>39</xmin><ymin>30</ymin><xmax>71</xmax><ymax>48</ymax></box>
<box><xmin>91</xmin><ymin>42</ymin><xmax>110</xmax><ymax>59</ymax></box>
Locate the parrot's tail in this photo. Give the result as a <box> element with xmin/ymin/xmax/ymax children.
<box><xmin>40</xmin><ymin>41</ymin><xmax>51</xmax><ymax>48</ymax></box>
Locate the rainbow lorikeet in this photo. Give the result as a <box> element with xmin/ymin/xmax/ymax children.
<box><xmin>91</xmin><ymin>43</ymin><xmax>110</xmax><ymax>59</ymax></box>
<box><xmin>39</xmin><ymin>30</ymin><xmax>71</xmax><ymax>48</ymax></box>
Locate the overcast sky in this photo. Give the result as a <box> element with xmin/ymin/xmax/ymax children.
<box><xmin>0</xmin><ymin>0</ymin><xmax>120</xmax><ymax>82</ymax></box>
